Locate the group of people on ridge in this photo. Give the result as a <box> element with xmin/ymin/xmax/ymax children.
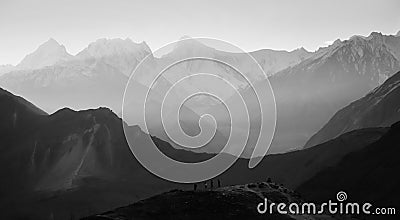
<box><xmin>193</xmin><ymin>179</ymin><xmax>221</xmax><ymax>191</ymax></box>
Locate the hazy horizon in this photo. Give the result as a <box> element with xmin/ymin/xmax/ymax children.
<box><xmin>1</xmin><ymin>0</ymin><xmax>399</xmax><ymax>65</ymax></box>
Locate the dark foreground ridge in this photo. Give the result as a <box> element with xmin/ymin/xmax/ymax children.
<box><xmin>82</xmin><ymin>182</ymin><xmax>344</xmax><ymax>220</ymax></box>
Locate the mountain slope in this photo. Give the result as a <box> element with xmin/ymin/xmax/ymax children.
<box><xmin>298</xmin><ymin>121</ymin><xmax>400</xmax><ymax>210</ymax></box>
<box><xmin>305</xmin><ymin>70</ymin><xmax>400</xmax><ymax>148</ymax></box>
<box><xmin>250</xmin><ymin>47</ymin><xmax>311</xmax><ymax>76</ymax></box>
<box><xmin>0</xmin><ymin>64</ymin><xmax>16</xmax><ymax>75</ymax></box>
<box><xmin>0</xmin><ymin>88</ymin><xmax>46</xmax><ymax>143</ymax></box>
<box><xmin>0</xmin><ymin>90</ymin><xmax>181</xmax><ymax>219</ymax></box>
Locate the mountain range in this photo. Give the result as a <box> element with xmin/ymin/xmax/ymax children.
<box><xmin>1</xmin><ymin>31</ymin><xmax>400</xmax><ymax>219</ymax></box>
<box><xmin>0</xmin><ymin>36</ymin><xmax>311</xmax><ymax>115</ymax></box>
<box><xmin>1</xmin><ymin>32</ymin><xmax>399</xmax><ymax>155</ymax></box>
<box><xmin>1</xmin><ymin>71</ymin><xmax>399</xmax><ymax>219</ymax></box>
<box><xmin>220</xmin><ymin>32</ymin><xmax>400</xmax><ymax>153</ymax></box>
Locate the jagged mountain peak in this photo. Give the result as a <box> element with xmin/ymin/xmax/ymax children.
<box><xmin>316</xmin><ymin>32</ymin><xmax>396</xmax><ymax>58</ymax></box>
<box><xmin>77</xmin><ymin>38</ymin><xmax>151</xmax><ymax>59</ymax></box>
<box><xmin>368</xmin><ymin>31</ymin><xmax>383</xmax><ymax>37</ymax></box>
<box><xmin>348</xmin><ymin>32</ymin><xmax>384</xmax><ymax>42</ymax></box>
<box><xmin>16</xmin><ymin>38</ymin><xmax>72</xmax><ymax>70</ymax></box>
<box><xmin>302</xmin><ymin>31</ymin><xmax>400</xmax><ymax>76</ymax></box>
<box><xmin>289</xmin><ymin>47</ymin><xmax>312</xmax><ymax>58</ymax></box>
<box><xmin>333</xmin><ymin>39</ymin><xmax>342</xmax><ymax>45</ymax></box>
<box><xmin>293</xmin><ymin>46</ymin><xmax>308</xmax><ymax>53</ymax></box>
<box><xmin>51</xmin><ymin>106</ymin><xmax>118</xmax><ymax>120</ymax></box>
<box><xmin>42</xmin><ymin>38</ymin><xmax>61</xmax><ymax>47</ymax></box>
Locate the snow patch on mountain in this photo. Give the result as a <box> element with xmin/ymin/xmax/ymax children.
<box><xmin>73</xmin><ymin>38</ymin><xmax>152</xmax><ymax>76</ymax></box>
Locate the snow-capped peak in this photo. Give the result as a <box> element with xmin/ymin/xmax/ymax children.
<box><xmin>76</xmin><ymin>38</ymin><xmax>151</xmax><ymax>59</ymax></box>
<box><xmin>313</xmin><ymin>31</ymin><xmax>400</xmax><ymax>62</ymax></box>
<box><xmin>16</xmin><ymin>38</ymin><xmax>72</xmax><ymax>70</ymax></box>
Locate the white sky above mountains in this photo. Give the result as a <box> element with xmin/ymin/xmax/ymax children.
<box><xmin>0</xmin><ymin>0</ymin><xmax>399</xmax><ymax>65</ymax></box>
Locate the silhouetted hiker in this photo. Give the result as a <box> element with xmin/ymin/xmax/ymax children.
<box><xmin>267</xmin><ymin>177</ymin><xmax>272</xmax><ymax>183</ymax></box>
<box><xmin>210</xmin><ymin>179</ymin><xmax>214</xmax><ymax>189</ymax></box>
<box><xmin>194</xmin><ymin>183</ymin><xmax>197</xmax><ymax>191</ymax></box>
<box><xmin>218</xmin><ymin>179</ymin><xmax>221</xmax><ymax>188</ymax></box>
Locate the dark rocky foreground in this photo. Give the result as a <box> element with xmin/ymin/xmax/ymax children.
<box><xmin>82</xmin><ymin>182</ymin><xmax>341</xmax><ymax>220</ymax></box>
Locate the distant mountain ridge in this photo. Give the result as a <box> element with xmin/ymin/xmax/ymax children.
<box><xmin>0</xmin><ymin>36</ymin><xmax>311</xmax><ymax>77</ymax></box>
<box><xmin>0</xmin><ymin>36</ymin><xmax>311</xmax><ymax>115</ymax></box>
<box><xmin>221</xmin><ymin>31</ymin><xmax>400</xmax><ymax>153</ymax></box>
<box><xmin>1</xmin><ymin>32</ymin><xmax>399</xmax><ymax>155</ymax></box>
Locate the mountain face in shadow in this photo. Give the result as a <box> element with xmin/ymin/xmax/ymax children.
<box><xmin>83</xmin><ymin>122</ymin><xmax>400</xmax><ymax>220</ymax></box>
<box><xmin>0</xmin><ymin>88</ymin><xmax>182</xmax><ymax>219</ymax></box>
<box><xmin>0</xmin><ymin>87</ymin><xmax>395</xmax><ymax>219</ymax></box>
<box><xmin>298</xmin><ymin>121</ymin><xmax>400</xmax><ymax>211</ymax></box>
<box><xmin>219</xmin><ymin>127</ymin><xmax>387</xmax><ymax>190</ymax></box>
<box><xmin>0</xmin><ymin>88</ymin><xmax>47</xmax><ymax>142</ymax></box>
<box><xmin>304</xmin><ymin>71</ymin><xmax>400</xmax><ymax>148</ymax></box>
<box><xmin>0</xmin><ymin>94</ymin><xmax>141</xmax><ymax>195</ymax></box>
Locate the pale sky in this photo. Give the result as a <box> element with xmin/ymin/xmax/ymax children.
<box><xmin>0</xmin><ymin>0</ymin><xmax>399</xmax><ymax>65</ymax></box>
